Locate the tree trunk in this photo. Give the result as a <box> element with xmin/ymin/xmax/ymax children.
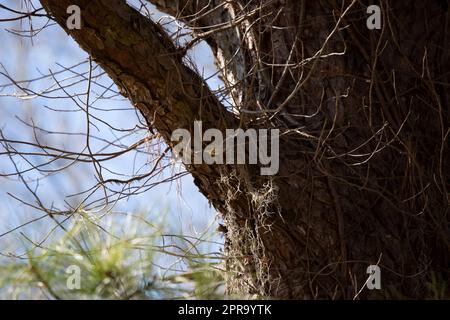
<box><xmin>40</xmin><ymin>0</ymin><xmax>449</xmax><ymax>299</ymax></box>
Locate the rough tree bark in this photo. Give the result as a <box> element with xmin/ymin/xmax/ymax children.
<box><xmin>40</xmin><ymin>0</ymin><xmax>449</xmax><ymax>299</ymax></box>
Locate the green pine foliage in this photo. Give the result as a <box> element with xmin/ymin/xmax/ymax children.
<box><xmin>0</xmin><ymin>211</ymin><xmax>225</xmax><ymax>300</ymax></box>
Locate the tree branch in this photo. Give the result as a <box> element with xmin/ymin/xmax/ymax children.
<box><xmin>145</xmin><ymin>0</ymin><xmax>255</xmax><ymax>108</ymax></box>
<box><xmin>40</xmin><ymin>0</ymin><xmax>237</xmax><ymax>140</ymax></box>
<box><xmin>39</xmin><ymin>0</ymin><xmax>240</xmax><ymax>209</ymax></box>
